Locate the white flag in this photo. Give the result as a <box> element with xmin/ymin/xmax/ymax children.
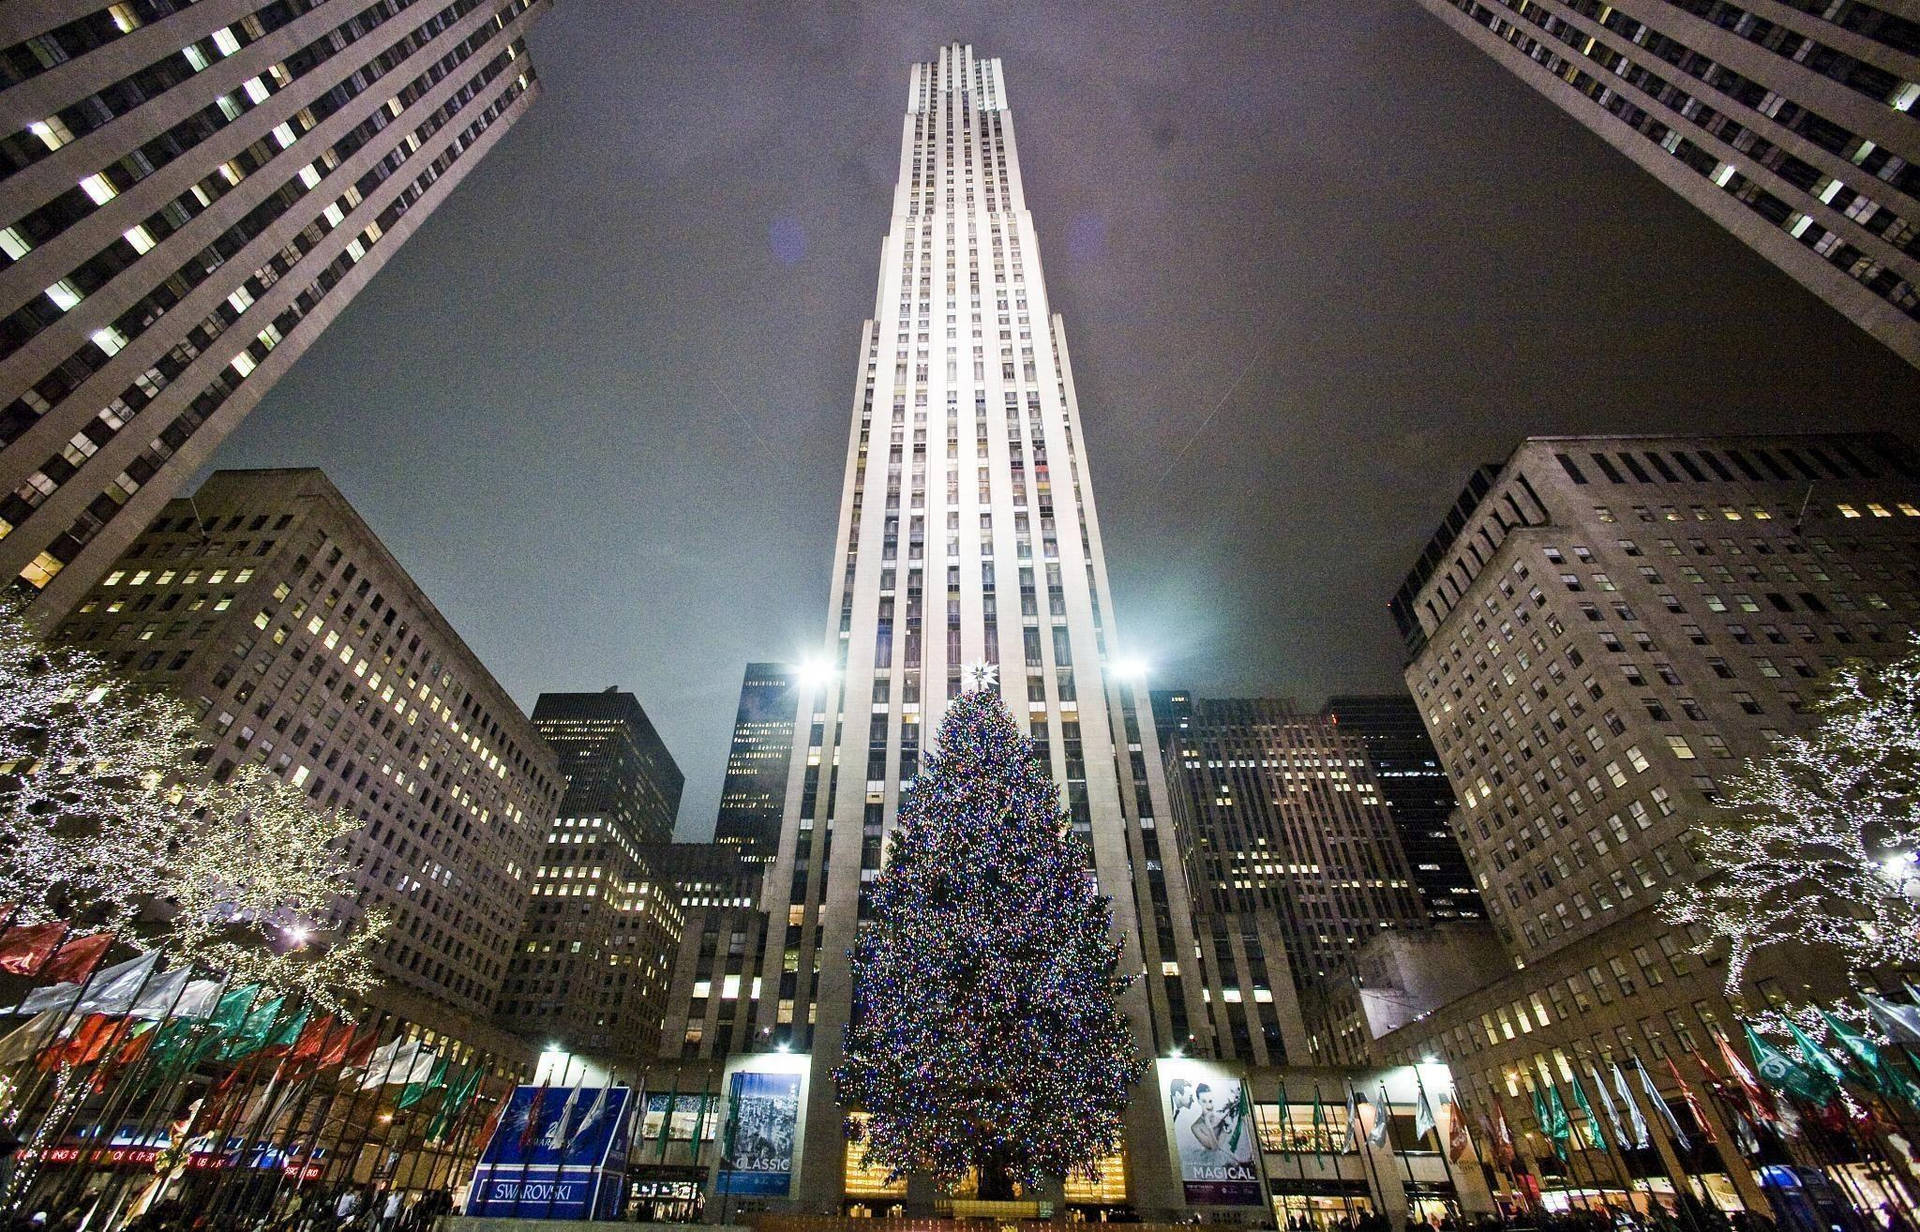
<box><xmin>1611</xmin><ymin>1062</ymin><xmax>1649</xmax><ymax>1149</ymax></box>
<box><xmin>358</xmin><ymin>1038</ymin><xmax>438</xmax><ymax>1088</ymax></box>
<box><xmin>13</xmin><ymin>949</ymin><xmax>161</xmax><ymax>1015</ymax></box>
<box><xmin>569</xmin><ymin>1085</ymin><xmax>611</xmax><ymax>1149</ymax></box>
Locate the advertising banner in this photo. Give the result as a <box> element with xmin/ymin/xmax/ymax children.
<box><xmin>1158</xmin><ymin>1058</ymin><xmax>1266</xmax><ymax>1207</ymax></box>
<box><xmin>715</xmin><ymin>1068</ymin><xmax>802</xmax><ymax>1196</ymax></box>
<box><xmin>465</xmin><ymin>1084</ymin><xmax>632</xmax><ymax>1219</ymax></box>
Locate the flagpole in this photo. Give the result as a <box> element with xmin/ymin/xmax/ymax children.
<box><xmin>1312</xmin><ymin>1081</ymin><xmax>1357</xmax><ymax>1226</ymax></box>
<box><xmin>203</xmin><ymin>994</ymin><xmax>314</xmax><ymax>1221</ymax></box>
<box><xmin>252</xmin><ymin>1011</ymin><xmax>357</xmax><ymax>1226</ymax></box>
<box><xmin>1277</xmin><ymin>1081</ymin><xmax>1309</xmax><ymax>1229</ymax></box>
<box><xmin>361</xmin><ymin>1026</ymin><xmax>443</xmax><ymax>1225</ymax></box>
<box><xmin>509</xmin><ymin>1049</ymin><xmax>557</xmax><ymax>1219</ymax></box>
<box><xmin>195</xmin><ymin>985</ymin><xmax>291</xmax><ymax>1219</ymax></box>
<box><xmin>318</xmin><ymin>1009</ymin><xmax>408</xmax><ymax>1211</ymax></box>
<box><xmin>541</xmin><ymin>1055</ymin><xmax>583</xmax><ymax>1222</ymax></box>
<box><xmin>1412</xmin><ymin>1067</ymin><xmax>1464</xmax><ymax>1221</ymax></box>
<box><xmin>1443</xmin><ymin>1076</ymin><xmax>1499</xmax><ymax>1215</ymax></box>
<box><xmin>1343</xmin><ymin>1080</ymin><xmax>1388</xmax><ymax>1221</ymax></box>
<box><xmin>1378</xmin><ymin>1079</ymin><xmax>1420</xmax><ymax>1224</ymax></box>
<box><xmin>1</xmin><ymin>936</ymin><xmax>136</xmax><ymax>1209</ymax></box>
<box><xmin>107</xmin><ymin>970</ymin><xmax>240</xmax><ymax>1223</ymax></box>
<box><xmin>290</xmin><ymin>1008</ymin><xmax>386</xmax><ymax>1205</ymax></box>
<box><xmin>12</xmin><ymin>944</ymin><xmax>163</xmax><ymax>1213</ymax></box>
<box><xmin>53</xmin><ymin>953</ymin><xmax>196</xmax><ymax>1217</ymax></box>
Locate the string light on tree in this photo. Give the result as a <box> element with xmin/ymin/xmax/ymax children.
<box><xmin>1665</xmin><ymin>633</ymin><xmax>1920</xmax><ymax>1013</ymax></box>
<box><xmin>834</xmin><ymin>686</ymin><xmax>1142</xmax><ymax>1198</ymax></box>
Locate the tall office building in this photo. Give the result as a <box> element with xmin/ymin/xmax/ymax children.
<box><xmin>496</xmin><ymin>689</ymin><xmax>685</xmax><ymax>1059</ymax></box>
<box><xmin>737</xmin><ymin>44</ymin><xmax>1207</xmax><ymax>1212</ymax></box>
<box><xmin>1153</xmin><ymin>691</ymin><xmax>1430</xmax><ymax>986</ymax></box>
<box><xmin>0</xmin><ymin>0</ymin><xmax>548</xmax><ymax>614</ymax></box>
<box><xmin>1412</xmin><ymin>0</ymin><xmax>1920</xmax><ymax>366</ymax></box>
<box><xmin>712</xmin><ymin>661</ymin><xmax>798</xmax><ymax>866</ymax></box>
<box><xmin>1372</xmin><ymin>432</ymin><xmax>1920</xmax><ymax>1207</ymax></box>
<box><xmin>54</xmin><ymin>467</ymin><xmax>563</xmax><ymax>1027</ymax></box>
<box><xmin>1322</xmin><ymin>693</ymin><xmax>1485</xmax><ymax>922</ymax></box>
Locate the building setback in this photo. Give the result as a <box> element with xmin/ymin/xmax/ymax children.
<box><xmin>496</xmin><ymin>689</ymin><xmax>685</xmax><ymax>1061</ymax></box>
<box><xmin>683</xmin><ymin>43</ymin><xmax>1207</xmax><ymax>1213</ymax></box>
<box><xmin>54</xmin><ymin>467</ymin><xmax>562</xmax><ymax>1028</ymax></box>
<box><xmin>1411</xmin><ymin>0</ymin><xmax>1920</xmax><ymax>366</ymax></box>
<box><xmin>1322</xmin><ymin>693</ymin><xmax>1485</xmax><ymax>923</ymax></box>
<box><xmin>0</xmin><ymin>0</ymin><xmax>548</xmax><ymax>614</ymax></box>
<box><xmin>712</xmin><ymin>661</ymin><xmax>797</xmax><ymax>868</ymax></box>
<box><xmin>1374</xmin><ymin>432</ymin><xmax>1920</xmax><ymax>1207</ymax></box>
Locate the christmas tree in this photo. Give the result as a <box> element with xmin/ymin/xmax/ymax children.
<box><xmin>834</xmin><ymin>669</ymin><xmax>1143</xmax><ymax>1198</ymax></box>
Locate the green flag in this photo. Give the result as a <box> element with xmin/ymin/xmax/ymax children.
<box><xmin>1567</xmin><ymin>1072</ymin><xmax>1606</xmax><ymax>1151</ymax></box>
<box><xmin>266</xmin><ymin>1005</ymin><xmax>309</xmax><ymax>1052</ymax></box>
<box><xmin>425</xmin><ymin>1066</ymin><xmax>482</xmax><ymax>1142</ymax></box>
<box><xmin>1532</xmin><ymin>1086</ymin><xmax>1570</xmax><ymax>1159</ymax></box>
<box><xmin>218</xmin><ymin>994</ymin><xmax>286</xmax><ymax>1060</ymax></box>
<box><xmin>398</xmin><ymin>1055</ymin><xmax>449</xmax><ymax>1110</ymax></box>
<box><xmin>1821</xmin><ymin>1010</ymin><xmax>1920</xmax><ymax>1107</ymax></box>
<box><xmin>1744</xmin><ymin>1023</ymin><xmax>1838</xmax><ymax>1106</ymax></box>
<box><xmin>1785</xmin><ymin>1021</ymin><xmax>1849</xmax><ymax>1088</ymax></box>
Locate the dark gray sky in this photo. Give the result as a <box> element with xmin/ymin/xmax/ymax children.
<box><xmin>204</xmin><ymin>3</ymin><xmax>1920</xmax><ymax>837</ymax></box>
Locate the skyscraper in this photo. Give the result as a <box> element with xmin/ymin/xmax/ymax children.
<box><xmin>1153</xmin><ymin>691</ymin><xmax>1430</xmax><ymax>985</ymax></box>
<box><xmin>497</xmin><ymin>689</ymin><xmax>685</xmax><ymax>1059</ymax></box>
<box><xmin>713</xmin><ymin>662</ymin><xmax>798</xmax><ymax>866</ymax></box>
<box><xmin>743</xmin><ymin>44</ymin><xmax>1206</xmax><ymax>1211</ymax></box>
<box><xmin>1322</xmin><ymin>693</ymin><xmax>1485</xmax><ymax>922</ymax></box>
<box><xmin>0</xmin><ymin>0</ymin><xmax>548</xmax><ymax>614</ymax></box>
<box><xmin>1412</xmin><ymin>0</ymin><xmax>1920</xmax><ymax>367</ymax></box>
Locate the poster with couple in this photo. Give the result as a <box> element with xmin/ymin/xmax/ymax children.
<box><xmin>1158</xmin><ymin>1058</ymin><xmax>1267</xmax><ymax>1207</ymax></box>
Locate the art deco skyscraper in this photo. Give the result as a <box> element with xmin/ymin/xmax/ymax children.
<box><xmin>0</xmin><ymin>0</ymin><xmax>548</xmax><ymax>615</ymax></box>
<box><xmin>749</xmin><ymin>43</ymin><xmax>1206</xmax><ymax>1210</ymax></box>
<box><xmin>1412</xmin><ymin>0</ymin><xmax>1920</xmax><ymax>366</ymax></box>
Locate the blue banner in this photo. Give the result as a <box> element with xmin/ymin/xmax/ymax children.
<box><xmin>466</xmin><ymin>1085</ymin><xmax>631</xmax><ymax>1219</ymax></box>
<box><xmin>715</xmin><ymin>1070</ymin><xmax>800</xmax><ymax>1196</ymax></box>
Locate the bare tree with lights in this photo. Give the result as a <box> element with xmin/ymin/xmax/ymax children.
<box><xmin>1665</xmin><ymin>634</ymin><xmax>1920</xmax><ymax>1001</ymax></box>
<box><xmin>834</xmin><ymin>667</ymin><xmax>1143</xmax><ymax>1199</ymax></box>
<box><xmin>0</xmin><ymin>599</ymin><xmax>380</xmax><ymax>1005</ymax></box>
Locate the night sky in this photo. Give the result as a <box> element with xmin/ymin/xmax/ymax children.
<box><xmin>202</xmin><ymin>4</ymin><xmax>1920</xmax><ymax>837</ymax></box>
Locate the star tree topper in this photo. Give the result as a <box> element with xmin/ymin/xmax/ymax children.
<box><xmin>961</xmin><ymin>661</ymin><xmax>999</xmax><ymax>693</ymax></box>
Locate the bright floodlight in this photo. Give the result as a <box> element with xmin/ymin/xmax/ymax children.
<box><xmin>1112</xmin><ymin>657</ymin><xmax>1150</xmax><ymax>680</ymax></box>
<box><xmin>794</xmin><ymin>657</ymin><xmax>835</xmax><ymax>690</ymax></box>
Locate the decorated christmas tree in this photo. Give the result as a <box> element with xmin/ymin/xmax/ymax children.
<box><xmin>834</xmin><ymin>667</ymin><xmax>1143</xmax><ymax>1198</ymax></box>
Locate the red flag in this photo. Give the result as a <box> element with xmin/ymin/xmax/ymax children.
<box><xmin>1708</xmin><ymin>1035</ymin><xmax>1777</xmax><ymax>1124</ymax></box>
<box><xmin>291</xmin><ymin>1015</ymin><xmax>337</xmax><ymax>1061</ymax></box>
<box><xmin>1448</xmin><ymin>1101</ymin><xmax>1473</xmax><ymax>1163</ymax></box>
<box><xmin>329</xmin><ymin>1022</ymin><xmax>377</xmax><ymax>1069</ymax></box>
<box><xmin>39</xmin><ymin>932</ymin><xmax>111</xmax><ymax>984</ymax></box>
<box><xmin>39</xmin><ymin>1014</ymin><xmax>119</xmax><ymax>1070</ymax></box>
<box><xmin>1664</xmin><ymin>1057</ymin><xmax>1719</xmax><ymax>1143</ymax></box>
<box><xmin>518</xmin><ymin>1084</ymin><xmax>548</xmax><ymax>1150</ymax></box>
<box><xmin>0</xmin><ymin>921</ymin><xmax>68</xmax><ymax>975</ymax></box>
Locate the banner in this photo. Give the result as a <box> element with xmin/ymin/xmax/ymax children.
<box><xmin>465</xmin><ymin>1084</ymin><xmax>632</xmax><ymax>1219</ymax></box>
<box><xmin>1158</xmin><ymin>1058</ymin><xmax>1265</xmax><ymax>1207</ymax></box>
<box><xmin>715</xmin><ymin>1069</ymin><xmax>802</xmax><ymax>1196</ymax></box>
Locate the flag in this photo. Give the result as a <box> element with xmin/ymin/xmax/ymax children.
<box><xmin>0</xmin><ymin>921</ymin><xmax>67</xmax><ymax>975</ymax></box>
<box><xmin>1310</xmin><ymin>1088</ymin><xmax>1330</xmax><ymax>1164</ymax></box>
<box><xmin>319</xmin><ymin>1021</ymin><xmax>374</xmax><ymax>1069</ymax></box>
<box><xmin>542</xmin><ymin>1083</ymin><xmax>584</xmax><ymax>1151</ymax></box>
<box><xmin>1489</xmin><ymin>1104</ymin><xmax>1517</xmax><ymax>1166</ymax></box>
<box><xmin>1746</xmin><ymin>1023</ymin><xmax>1838</xmax><ymax>1106</ymax></box>
<box><xmin>1655</xmin><ymin>1058</ymin><xmax>1709</xmax><ymax>1145</ymax></box>
<box><xmin>127</xmin><ymin>968</ymin><xmax>192</xmax><ymax>1019</ymax></box>
<box><xmin>1612</xmin><ymin>1062</ymin><xmax>1650</xmax><ymax>1149</ymax></box>
<box><xmin>39</xmin><ymin>931</ymin><xmax>112</xmax><ymax>984</ymax></box>
<box><xmin>218</xmin><ymin>994</ymin><xmax>286</xmax><ymax>1060</ymax></box>
<box><xmin>1444</xmin><ymin>1093</ymin><xmax>1473</xmax><ymax>1163</ymax></box>
<box><xmin>263</xmin><ymin>1004</ymin><xmax>310</xmax><ymax>1054</ymax></box>
<box><xmin>1370</xmin><ymin>1083</ymin><xmax>1391</xmax><ymax>1147</ymax></box>
<box><xmin>1414</xmin><ymin>1085</ymin><xmax>1436</xmax><ymax>1144</ymax></box>
<box><xmin>520</xmin><ymin>1082</ymin><xmax>550</xmax><ymax>1151</ymax></box>
<box><xmin>1823</xmin><ymin>1009</ymin><xmax>1920</xmax><ymax>1106</ymax></box>
<box><xmin>0</xmin><ymin>1010</ymin><xmax>63</xmax><ymax>1067</ymax></box>
<box><xmin>1587</xmin><ymin>1063</ymin><xmax>1628</xmax><ymax>1149</ymax></box>
<box><xmin>38</xmin><ymin>1014</ymin><xmax>120</xmax><ymax>1070</ymax></box>
<box><xmin>1712</xmin><ymin>1032</ymin><xmax>1777</xmax><ymax>1124</ymax></box>
<box><xmin>1345</xmin><ymin>1086</ymin><xmax>1364</xmax><ymax>1148</ymax></box>
<box><xmin>289</xmin><ymin>1015</ymin><xmax>338</xmax><ymax>1062</ymax></box>
<box><xmin>397</xmin><ymin>1056</ymin><xmax>449</xmax><ymax>1110</ymax></box>
<box><xmin>1568</xmin><ymin>1071</ymin><xmax>1606</xmax><ymax>1150</ymax></box>
<box><xmin>1863</xmin><ymin>993</ymin><xmax>1920</xmax><ymax>1046</ymax></box>
<box><xmin>426</xmin><ymin>1066</ymin><xmax>483</xmax><ymax>1144</ymax></box>
<box><xmin>569</xmin><ymin>1083</ymin><xmax>612</xmax><ymax>1149</ymax></box>
<box><xmin>14</xmin><ymin>948</ymin><xmax>156</xmax><ymax>1015</ymax></box>
<box><xmin>1530</xmin><ymin>1087</ymin><xmax>1567</xmax><ymax>1159</ymax></box>
<box><xmin>1783</xmin><ymin>1021</ymin><xmax>1849</xmax><ymax>1092</ymax></box>
<box><xmin>358</xmin><ymin>1036</ymin><xmax>436</xmax><ymax>1088</ymax></box>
